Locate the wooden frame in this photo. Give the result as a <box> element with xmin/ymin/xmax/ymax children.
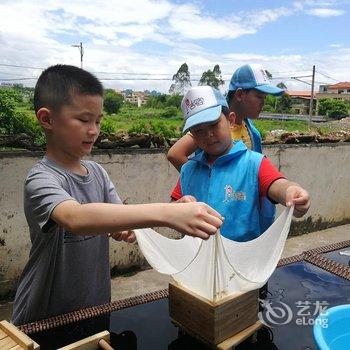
<box><xmin>169</xmin><ymin>282</ymin><xmax>261</xmax><ymax>348</ymax></box>
<box><xmin>0</xmin><ymin>320</ymin><xmax>40</xmax><ymax>350</ymax></box>
<box><xmin>57</xmin><ymin>330</ymin><xmax>111</xmax><ymax>350</ymax></box>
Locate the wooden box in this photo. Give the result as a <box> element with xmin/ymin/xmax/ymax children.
<box><xmin>169</xmin><ymin>282</ymin><xmax>260</xmax><ymax>346</ymax></box>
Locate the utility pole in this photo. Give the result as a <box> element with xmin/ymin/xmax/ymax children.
<box><xmin>72</xmin><ymin>42</ymin><xmax>84</xmax><ymax>68</ymax></box>
<box><xmin>308</xmin><ymin>65</ymin><xmax>315</xmax><ymax>128</ymax></box>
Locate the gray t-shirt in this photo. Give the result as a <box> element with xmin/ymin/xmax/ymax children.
<box><xmin>12</xmin><ymin>156</ymin><xmax>121</xmax><ymax>325</ymax></box>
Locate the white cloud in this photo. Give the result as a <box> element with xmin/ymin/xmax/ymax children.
<box><xmin>168</xmin><ymin>4</ymin><xmax>254</xmax><ymax>40</ymax></box>
<box><xmin>167</xmin><ymin>4</ymin><xmax>297</xmax><ymax>41</ymax></box>
<box><xmin>0</xmin><ymin>0</ymin><xmax>349</xmax><ymax>93</ymax></box>
<box><xmin>306</xmin><ymin>8</ymin><xmax>345</xmax><ymax>16</ymax></box>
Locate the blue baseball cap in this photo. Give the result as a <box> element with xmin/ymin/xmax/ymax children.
<box><xmin>181</xmin><ymin>86</ymin><xmax>228</xmax><ymax>133</ymax></box>
<box><xmin>229</xmin><ymin>64</ymin><xmax>284</xmax><ymax>96</ymax></box>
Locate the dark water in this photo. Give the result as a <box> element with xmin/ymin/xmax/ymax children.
<box><xmin>31</xmin><ymin>257</ymin><xmax>350</xmax><ymax>350</ymax></box>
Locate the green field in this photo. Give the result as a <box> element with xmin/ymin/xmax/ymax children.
<box><xmin>11</xmin><ymin>104</ymin><xmax>337</xmax><ymax>144</ymax></box>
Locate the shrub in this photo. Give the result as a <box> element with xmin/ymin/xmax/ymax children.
<box><xmin>128</xmin><ymin>121</ymin><xmax>149</xmax><ymax>134</ymax></box>
<box><xmin>318</xmin><ymin>98</ymin><xmax>349</xmax><ymax>119</ymax></box>
<box><xmin>159</xmin><ymin>106</ymin><xmax>180</xmax><ymax>119</ymax></box>
<box><xmin>104</xmin><ymin>89</ymin><xmax>124</xmax><ymax>114</ymax></box>
<box><xmin>101</xmin><ymin>118</ymin><xmax>117</xmax><ymax>135</ymax></box>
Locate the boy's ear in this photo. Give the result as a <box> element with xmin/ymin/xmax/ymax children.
<box><xmin>36</xmin><ymin>108</ymin><xmax>53</xmax><ymax>130</ymax></box>
<box><xmin>228</xmin><ymin>111</ymin><xmax>236</xmax><ymax>126</ymax></box>
<box><xmin>234</xmin><ymin>88</ymin><xmax>244</xmax><ymax>102</ymax></box>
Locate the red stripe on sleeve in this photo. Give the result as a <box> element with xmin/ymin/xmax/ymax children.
<box><xmin>171</xmin><ymin>178</ymin><xmax>182</xmax><ymax>201</ymax></box>
<box><xmin>259</xmin><ymin>157</ymin><xmax>285</xmax><ymax>197</ymax></box>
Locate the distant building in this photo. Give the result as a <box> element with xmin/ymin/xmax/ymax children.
<box><xmin>0</xmin><ymin>82</ymin><xmax>23</xmax><ymax>88</ymax></box>
<box><xmin>316</xmin><ymin>82</ymin><xmax>350</xmax><ymax>112</ymax></box>
<box><xmin>286</xmin><ymin>91</ymin><xmax>315</xmax><ymax>115</ymax></box>
<box><xmin>119</xmin><ymin>90</ymin><xmax>149</xmax><ymax>107</ymax></box>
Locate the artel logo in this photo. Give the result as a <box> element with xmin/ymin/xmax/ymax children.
<box><xmin>184</xmin><ymin>97</ymin><xmax>204</xmax><ymax>114</ymax></box>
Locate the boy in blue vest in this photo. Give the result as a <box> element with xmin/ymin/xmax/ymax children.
<box><xmin>167</xmin><ymin>64</ymin><xmax>283</xmax><ymax>170</ymax></box>
<box><xmin>171</xmin><ymin>86</ymin><xmax>310</xmax><ymax>242</ymax></box>
<box><xmin>168</xmin><ymin>64</ymin><xmax>284</xmax><ymax>232</ymax></box>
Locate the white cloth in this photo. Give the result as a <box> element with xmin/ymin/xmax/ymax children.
<box><xmin>135</xmin><ymin>206</ymin><xmax>293</xmax><ymax>301</ymax></box>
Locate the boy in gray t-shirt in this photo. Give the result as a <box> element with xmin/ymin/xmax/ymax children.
<box><xmin>12</xmin><ymin>65</ymin><xmax>223</xmax><ymax>325</ymax></box>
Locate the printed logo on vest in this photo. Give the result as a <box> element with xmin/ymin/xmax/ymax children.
<box><xmin>223</xmin><ymin>184</ymin><xmax>246</xmax><ymax>202</ymax></box>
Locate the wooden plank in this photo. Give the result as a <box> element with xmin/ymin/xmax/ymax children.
<box><xmin>9</xmin><ymin>346</ymin><xmax>23</xmax><ymax>350</ymax></box>
<box><xmin>0</xmin><ymin>335</ymin><xmax>17</xmax><ymax>350</ymax></box>
<box><xmin>169</xmin><ymin>282</ymin><xmax>259</xmax><ymax>345</ymax></box>
<box><xmin>57</xmin><ymin>331</ymin><xmax>110</xmax><ymax>350</ymax></box>
<box><xmin>0</xmin><ymin>328</ymin><xmax>8</xmax><ymax>340</ymax></box>
<box><xmin>216</xmin><ymin>321</ymin><xmax>263</xmax><ymax>350</ymax></box>
<box><xmin>0</xmin><ymin>320</ymin><xmax>35</xmax><ymax>350</ymax></box>
<box><xmin>98</xmin><ymin>339</ymin><xmax>114</xmax><ymax>350</ymax></box>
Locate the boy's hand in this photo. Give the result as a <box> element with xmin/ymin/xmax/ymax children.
<box><xmin>285</xmin><ymin>185</ymin><xmax>310</xmax><ymax>218</ymax></box>
<box><xmin>109</xmin><ymin>230</ymin><xmax>136</xmax><ymax>243</ymax></box>
<box><xmin>176</xmin><ymin>195</ymin><xmax>197</xmax><ymax>203</ymax></box>
<box><xmin>167</xmin><ymin>202</ymin><xmax>223</xmax><ymax>240</ymax></box>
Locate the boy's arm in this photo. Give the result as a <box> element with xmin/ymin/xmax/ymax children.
<box><xmin>167</xmin><ymin>133</ymin><xmax>197</xmax><ymax>172</ymax></box>
<box><xmin>267</xmin><ymin>179</ymin><xmax>310</xmax><ymax>218</ymax></box>
<box><xmin>51</xmin><ymin>200</ymin><xmax>223</xmax><ymax>239</ymax></box>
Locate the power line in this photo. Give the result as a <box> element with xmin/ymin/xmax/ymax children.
<box><xmin>316</xmin><ymin>70</ymin><xmax>340</xmax><ymax>83</ymax></box>
<box><xmin>0</xmin><ymin>63</ymin><xmax>44</xmax><ymax>70</ymax></box>
<box><xmin>0</xmin><ymin>63</ymin><xmax>204</xmax><ymax>77</ymax></box>
<box><xmin>270</xmin><ymin>70</ymin><xmax>311</xmax><ymax>75</ymax></box>
<box><xmin>0</xmin><ymin>71</ymin><xmax>35</xmax><ymax>77</ymax></box>
<box><xmin>0</xmin><ymin>77</ymin><xmax>37</xmax><ymax>81</ymax></box>
<box><xmin>0</xmin><ymin>76</ymin><xmax>202</xmax><ymax>82</ymax></box>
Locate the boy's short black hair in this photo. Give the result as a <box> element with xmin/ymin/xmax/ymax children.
<box><xmin>34</xmin><ymin>64</ymin><xmax>103</xmax><ymax>113</ymax></box>
<box><xmin>226</xmin><ymin>88</ymin><xmax>253</xmax><ymax>105</ymax></box>
<box><xmin>226</xmin><ymin>90</ymin><xmax>236</xmax><ymax>105</ymax></box>
<box><xmin>222</xmin><ymin>106</ymin><xmax>229</xmax><ymax>117</ymax></box>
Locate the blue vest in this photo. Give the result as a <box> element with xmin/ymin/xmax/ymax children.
<box><xmin>181</xmin><ymin>141</ymin><xmax>264</xmax><ymax>242</ymax></box>
<box><xmin>245</xmin><ymin>118</ymin><xmax>276</xmax><ymax>232</ymax></box>
<box><xmin>245</xmin><ymin>118</ymin><xmax>262</xmax><ymax>153</ymax></box>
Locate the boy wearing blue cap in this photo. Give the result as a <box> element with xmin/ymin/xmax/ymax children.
<box><xmin>167</xmin><ymin>64</ymin><xmax>283</xmax><ymax>168</ymax></box>
<box><xmin>171</xmin><ymin>86</ymin><xmax>310</xmax><ymax>242</ymax></box>
<box><xmin>168</xmin><ymin>64</ymin><xmax>283</xmax><ymax>232</ymax></box>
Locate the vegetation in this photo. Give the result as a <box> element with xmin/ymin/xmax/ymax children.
<box><xmin>169</xmin><ymin>63</ymin><xmax>191</xmax><ymax>95</ymax></box>
<box><xmin>1</xmin><ymin>86</ymin><xmax>349</xmax><ymax>150</ymax></box>
<box><xmin>198</xmin><ymin>65</ymin><xmax>224</xmax><ymax>89</ymax></box>
<box><xmin>0</xmin><ymin>89</ymin><xmax>44</xmax><ymax>145</ymax></box>
<box><xmin>318</xmin><ymin>98</ymin><xmax>349</xmax><ymax>119</ymax></box>
<box><xmin>104</xmin><ymin>89</ymin><xmax>124</xmax><ymax>114</ymax></box>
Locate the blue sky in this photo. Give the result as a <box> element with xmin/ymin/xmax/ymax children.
<box><xmin>0</xmin><ymin>0</ymin><xmax>349</xmax><ymax>92</ymax></box>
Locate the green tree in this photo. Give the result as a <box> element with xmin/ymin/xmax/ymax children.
<box><xmin>318</xmin><ymin>98</ymin><xmax>349</xmax><ymax>119</ymax></box>
<box><xmin>169</xmin><ymin>63</ymin><xmax>191</xmax><ymax>95</ymax></box>
<box><xmin>145</xmin><ymin>94</ymin><xmax>167</xmax><ymax>108</ymax></box>
<box><xmin>165</xmin><ymin>93</ymin><xmax>182</xmax><ymax>108</ymax></box>
<box><xmin>0</xmin><ymin>89</ymin><xmax>44</xmax><ymax>144</ymax></box>
<box><xmin>263</xmin><ymin>94</ymin><xmax>278</xmax><ymax>112</ymax></box>
<box><xmin>198</xmin><ymin>64</ymin><xmax>224</xmax><ymax>89</ymax></box>
<box><xmin>276</xmin><ymin>94</ymin><xmax>292</xmax><ymax>113</ymax></box>
<box><xmin>104</xmin><ymin>89</ymin><xmax>124</xmax><ymax>114</ymax></box>
<box><xmin>0</xmin><ymin>89</ymin><xmax>16</xmax><ymax>133</ymax></box>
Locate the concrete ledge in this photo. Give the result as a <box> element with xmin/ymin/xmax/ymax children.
<box><xmin>1</xmin><ymin>143</ymin><xmax>350</xmax><ymax>298</ymax></box>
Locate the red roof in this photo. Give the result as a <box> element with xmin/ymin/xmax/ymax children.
<box><xmin>286</xmin><ymin>91</ymin><xmax>313</xmax><ymax>98</ymax></box>
<box><xmin>327</xmin><ymin>82</ymin><xmax>350</xmax><ymax>89</ymax></box>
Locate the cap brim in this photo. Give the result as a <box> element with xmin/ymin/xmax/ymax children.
<box><xmin>183</xmin><ymin>105</ymin><xmax>222</xmax><ymax>133</ymax></box>
<box><xmin>254</xmin><ymin>84</ymin><xmax>284</xmax><ymax>96</ymax></box>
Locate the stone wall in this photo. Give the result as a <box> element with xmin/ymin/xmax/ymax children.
<box><xmin>1</xmin><ymin>143</ymin><xmax>349</xmax><ymax>298</ymax></box>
